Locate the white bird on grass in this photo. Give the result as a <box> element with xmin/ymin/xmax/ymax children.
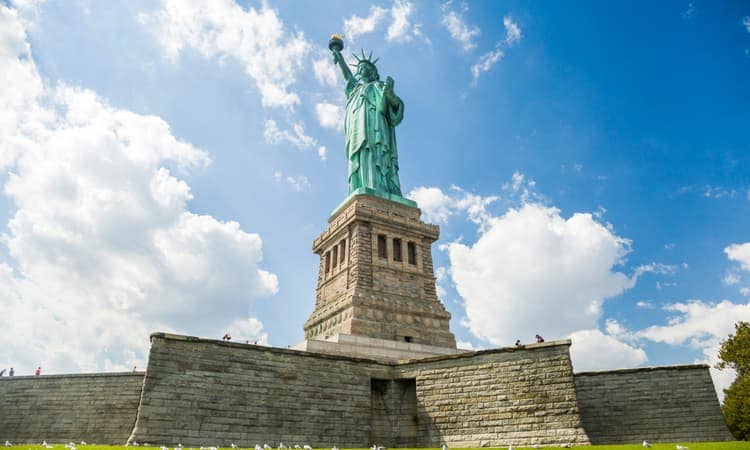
<box><xmin>294</xmin><ymin>445</ymin><xmax>300</xmax><ymax>449</ymax></box>
<box><xmin>231</xmin><ymin>445</ymin><xmax>238</xmax><ymax>449</ymax></box>
<box><xmin>160</xmin><ymin>446</ymin><xmax>169</xmax><ymax>450</ymax></box>
<box><xmin>255</xmin><ymin>445</ymin><xmax>262</xmax><ymax>450</ymax></box>
<box><xmin>131</xmin><ymin>442</ymin><xmax>139</xmax><ymax>447</ymax></box>
<box><xmin>42</xmin><ymin>441</ymin><xmax>52</xmax><ymax>448</ymax></box>
<box><xmin>278</xmin><ymin>444</ymin><xmax>286</xmax><ymax>449</ymax></box>
<box><xmin>303</xmin><ymin>446</ymin><xmax>312</xmax><ymax>450</ymax></box>
<box><xmin>332</xmin><ymin>446</ymin><xmax>339</xmax><ymax>450</ymax></box>
<box><xmin>561</xmin><ymin>444</ymin><xmax>572</xmax><ymax>448</ymax></box>
<box><xmin>263</xmin><ymin>445</ymin><xmax>271</xmax><ymax>450</ymax></box>
<box><xmin>80</xmin><ymin>442</ymin><xmax>87</xmax><ymax>446</ymax></box>
<box><xmin>676</xmin><ymin>446</ymin><xmax>689</xmax><ymax>450</ymax></box>
<box><xmin>643</xmin><ymin>441</ymin><xmax>651</xmax><ymax>448</ymax></box>
<box><xmin>532</xmin><ymin>445</ymin><xmax>541</xmax><ymax>449</ymax></box>
<box><xmin>4</xmin><ymin>442</ymin><xmax>11</xmax><ymax>447</ymax></box>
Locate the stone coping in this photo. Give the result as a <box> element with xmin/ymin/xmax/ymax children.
<box><xmin>151</xmin><ymin>332</ymin><xmax>572</xmax><ymax>367</ymax></box>
<box><xmin>0</xmin><ymin>371</ymin><xmax>145</xmax><ymax>380</ymax></box>
<box><xmin>150</xmin><ymin>332</ymin><xmax>392</xmax><ymax>366</ymax></box>
<box><xmin>575</xmin><ymin>363</ymin><xmax>710</xmax><ymax>376</ymax></box>
<box><xmin>395</xmin><ymin>339</ymin><xmax>573</xmax><ymax>365</ymax></box>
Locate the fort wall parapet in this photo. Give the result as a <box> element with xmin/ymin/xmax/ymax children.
<box><xmin>574</xmin><ymin>364</ymin><xmax>733</xmax><ymax>443</ymax></box>
<box><xmin>0</xmin><ymin>372</ymin><xmax>144</xmax><ymax>444</ymax></box>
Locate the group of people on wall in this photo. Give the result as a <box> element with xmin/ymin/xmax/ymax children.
<box><xmin>0</xmin><ymin>367</ymin><xmax>41</xmax><ymax>376</ymax></box>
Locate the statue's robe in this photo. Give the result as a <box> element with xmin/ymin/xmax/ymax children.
<box><xmin>344</xmin><ymin>78</ymin><xmax>403</xmax><ymax>196</ymax></box>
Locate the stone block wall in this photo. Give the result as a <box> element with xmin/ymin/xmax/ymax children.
<box><xmin>395</xmin><ymin>341</ymin><xmax>590</xmax><ymax>447</ymax></box>
<box><xmin>0</xmin><ymin>372</ymin><xmax>144</xmax><ymax>444</ymax></box>
<box><xmin>129</xmin><ymin>333</ymin><xmax>392</xmax><ymax>447</ymax></box>
<box><xmin>574</xmin><ymin>365</ymin><xmax>733</xmax><ymax>443</ymax></box>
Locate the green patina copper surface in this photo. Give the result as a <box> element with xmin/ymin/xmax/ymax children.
<box><xmin>329</xmin><ymin>35</ymin><xmax>416</xmax><ymax>211</ymax></box>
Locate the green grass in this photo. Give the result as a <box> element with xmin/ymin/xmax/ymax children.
<box><xmin>3</xmin><ymin>444</ymin><xmax>749</xmax><ymax>450</ymax></box>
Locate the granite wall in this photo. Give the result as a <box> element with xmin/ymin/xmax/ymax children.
<box><xmin>130</xmin><ymin>335</ymin><xmax>588</xmax><ymax>447</ymax></box>
<box><xmin>0</xmin><ymin>372</ymin><xmax>144</xmax><ymax>444</ymax></box>
<box><xmin>574</xmin><ymin>365</ymin><xmax>733</xmax><ymax>443</ymax></box>
<box><xmin>2</xmin><ymin>335</ymin><xmax>732</xmax><ymax>447</ymax></box>
<box><xmin>128</xmin><ymin>333</ymin><xmax>392</xmax><ymax>447</ymax></box>
<box><xmin>397</xmin><ymin>341</ymin><xmax>590</xmax><ymax>447</ymax></box>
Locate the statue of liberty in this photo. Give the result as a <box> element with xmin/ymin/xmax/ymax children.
<box><xmin>329</xmin><ymin>35</ymin><xmax>405</xmax><ymax>199</ymax></box>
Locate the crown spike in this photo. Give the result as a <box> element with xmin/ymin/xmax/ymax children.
<box><xmin>372</xmin><ymin>57</ymin><xmax>380</xmax><ymax>65</ymax></box>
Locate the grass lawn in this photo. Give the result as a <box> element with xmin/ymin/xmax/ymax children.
<box><xmin>4</xmin><ymin>444</ymin><xmax>749</xmax><ymax>450</ymax></box>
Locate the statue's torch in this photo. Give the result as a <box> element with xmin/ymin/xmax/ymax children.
<box><xmin>329</xmin><ymin>34</ymin><xmax>344</xmax><ymax>53</ymax></box>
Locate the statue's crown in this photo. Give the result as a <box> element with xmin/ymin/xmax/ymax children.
<box><xmin>350</xmin><ymin>49</ymin><xmax>380</xmax><ymax>68</ymax></box>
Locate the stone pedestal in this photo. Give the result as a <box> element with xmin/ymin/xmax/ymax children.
<box><xmin>302</xmin><ymin>194</ymin><xmax>456</xmax><ymax>351</ymax></box>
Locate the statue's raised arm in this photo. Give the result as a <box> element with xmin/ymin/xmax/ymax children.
<box><xmin>329</xmin><ymin>35</ymin><xmax>355</xmax><ymax>85</ymax></box>
<box><xmin>328</xmin><ymin>35</ymin><xmax>405</xmax><ymax>199</ymax></box>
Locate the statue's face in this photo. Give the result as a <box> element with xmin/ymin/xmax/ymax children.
<box><xmin>357</xmin><ymin>62</ymin><xmax>378</xmax><ymax>82</ymax></box>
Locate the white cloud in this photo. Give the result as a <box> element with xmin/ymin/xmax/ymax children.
<box><xmin>569</xmin><ymin>329</ymin><xmax>647</xmax><ymax>372</ymax></box>
<box><xmin>743</xmin><ymin>16</ymin><xmax>750</xmax><ymax>32</ymax></box>
<box><xmin>407</xmin><ymin>185</ymin><xmax>498</xmax><ymax>227</ymax></box>
<box><xmin>273</xmin><ymin>170</ymin><xmax>311</xmax><ymax>192</ymax></box>
<box><xmin>725</xmin><ymin>242</ymin><xmax>750</xmax><ymax>272</ymax></box>
<box><xmin>703</xmin><ymin>185</ymin><xmax>736</xmax><ymax>199</ymax></box>
<box><xmin>501</xmin><ymin>170</ymin><xmax>540</xmax><ymax>204</ymax></box>
<box><xmin>225</xmin><ymin>317</ymin><xmax>268</xmax><ymax>345</ymax></box>
<box><xmin>636</xmin><ymin>300</ymin><xmax>654</xmax><ymax>309</ymax></box>
<box><xmin>448</xmin><ymin>202</ymin><xmax>634</xmax><ymax>346</ymax></box>
<box><xmin>723</xmin><ymin>272</ymin><xmax>741</xmax><ymax>286</ymax></box>
<box><xmin>140</xmin><ymin>0</ymin><xmax>310</xmax><ymax>108</ymax></box>
<box><xmin>314</xmin><ymin>102</ymin><xmax>344</xmax><ymax>130</ymax></box>
<box><xmin>313</xmin><ymin>56</ymin><xmax>339</xmax><ymax>88</ymax></box>
<box><xmin>470</xmin><ymin>15</ymin><xmax>522</xmax><ymax>85</ymax></box>
<box><xmin>0</xmin><ymin>5</ymin><xmax>277</xmax><ymax>375</ymax></box>
<box><xmin>0</xmin><ymin>5</ymin><xmax>49</xmax><ymax>170</ymax></box>
<box><xmin>440</xmin><ymin>3</ymin><xmax>480</xmax><ymax>51</ymax></box>
<box><xmin>636</xmin><ymin>300</ymin><xmax>750</xmax><ymax>400</ymax></box>
<box><xmin>633</xmin><ymin>262</ymin><xmax>680</xmax><ymax>276</ymax></box>
<box><xmin>408</xmin><ymin>186</ymin><xmax>455</xmax><ymax>223</ymax></box>
<box><xmin>263</xmin><ymin>119</ymin><xmax>317</xmax><ymax>149</ymax></box>
<box><xmin>344</xmin><ymin>5</ymin><xmax>388</xmax><ymax>41</ymax></box>
<box><xmin>471</xmin><ymin>48</ymin><xmax>504</xmax><ymax>84</ymax></box>
<box><xmin>387</xmin><ymin>0</ymin><xmax>415</xmax><ymax>42</ymax></box>
<box><xmin>503</xmin><ymin>16</ymin><xmax>522</xmax><ymax>45</ymax></box>
<box><xmin>638</xmin><ymin>300</ymin><xmax>750</xmax><ymax>347</ymax></box>
<box><xmin>456</xmin><ymin>340</ymin><xmax>484</xmax><ymax>351</ymax></box>
<box><xmin>317</xmin><ymin>145</ymin><xmax>328</xmax><ymax>161</ymax></box>
<box><xmin>343</xmin><ymin>1</ymin><xmax>423</xmax><ymax>43</ymax></box>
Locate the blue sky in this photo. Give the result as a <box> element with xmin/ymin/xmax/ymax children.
<box><xmin>0</xmin><ymin>0</ymin><xmax>749</xmax><ymax>396</ymax></box>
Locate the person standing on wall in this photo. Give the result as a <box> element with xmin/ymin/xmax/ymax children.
<box><xmin>34</xmin><ymin>366</ymin><xmax>41</xmax><ymax>376</ymax></box>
